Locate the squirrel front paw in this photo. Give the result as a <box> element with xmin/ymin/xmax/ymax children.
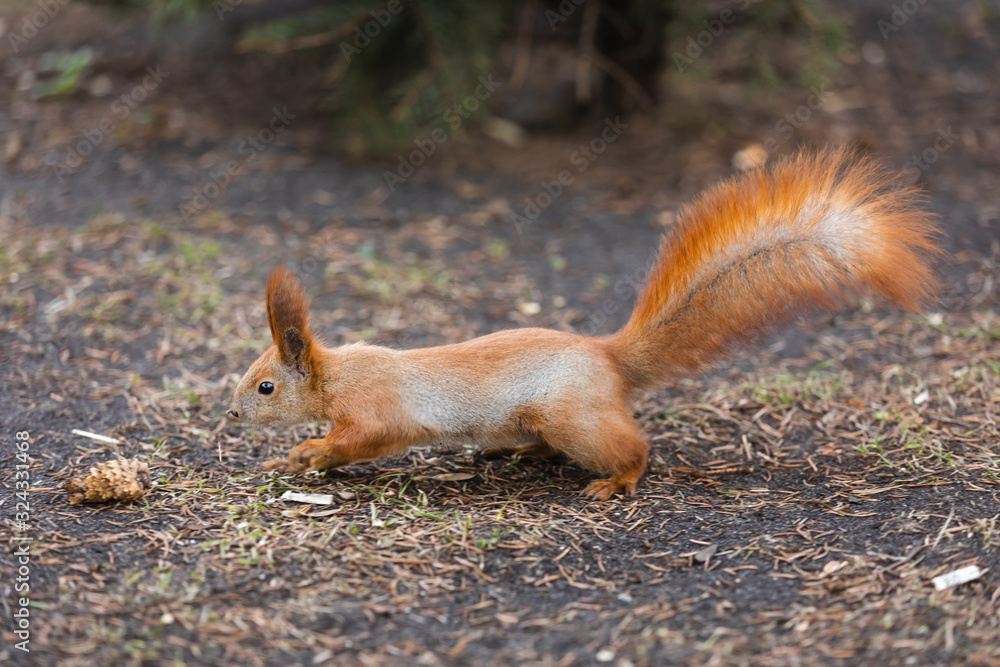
<box><xmin>262</xmin><ymin>458</ymin><xmax>288</xmax><ymax>472</ymax></box>
<box><xmin>285</xmin><ymin>440</ymin><xmax>347</xmax><ymax>474</ymax></box>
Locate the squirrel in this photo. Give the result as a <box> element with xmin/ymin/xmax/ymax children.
<box><xmin>227</xmin><ymin>148</ymin><xmax>940</xmax><ymax>500</ymax></box>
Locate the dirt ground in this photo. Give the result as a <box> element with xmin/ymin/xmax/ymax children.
<box><xmin>1</xmin><ymin>1</ymin><xmax>999</xmax><ymax>665</ymax></box>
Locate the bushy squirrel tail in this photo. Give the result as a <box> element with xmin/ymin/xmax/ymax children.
<box><xmin>610</xmin><ymin>147</ymin><xmax>941</xmax><ymax>392</ymax></box>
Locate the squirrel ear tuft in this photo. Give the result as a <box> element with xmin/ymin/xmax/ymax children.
<box><xmin>266</xmin><ymin>266</ymin><xmax>313</xmax><ymax>365</ymax></box>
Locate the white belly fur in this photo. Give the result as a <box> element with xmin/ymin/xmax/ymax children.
<box><xmin>401</xmin><ymin>351</ymin><xmax>600</xmax><ymax>447</ymax></box>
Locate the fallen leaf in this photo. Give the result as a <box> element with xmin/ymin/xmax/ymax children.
<box><xmin>694</xmin><ymin>544</ymin><xmax>718</xmax><ymax>563</ymax></box>
<box><xmin>413</xmin><ymin>472</ymin><xmax>476</xmax><ymax>482</ymax></box>
<box><xmin>433</xmin><ymin>472</ymin><xmax>475</xmax><ymax>481</ymax></box>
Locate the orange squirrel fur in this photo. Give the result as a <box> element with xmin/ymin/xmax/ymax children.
<box><xmin>228</xmin><ymin>148</ymin><xmax>940</xmax><ymax>500</ymax></box>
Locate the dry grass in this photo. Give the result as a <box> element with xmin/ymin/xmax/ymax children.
<box><xmin>2</xmin><ymin>214</ymin><xmax>998</xmax><ymax>666</ymax></box>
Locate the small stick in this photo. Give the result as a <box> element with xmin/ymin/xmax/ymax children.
<box><xmin>931</xmin><ymin>509</ymin><xmax>955</xmax><ymax>548</ymax></box>
<box><xmin>71</xmin><ymin>429</ymin><xmax>122</xmax><ymax>445</ymax></box>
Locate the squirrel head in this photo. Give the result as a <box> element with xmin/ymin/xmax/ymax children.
<box><xmin>228</xmin><ymin>266</ymin><xmax>321</xmax><ymax>427</ymax></box>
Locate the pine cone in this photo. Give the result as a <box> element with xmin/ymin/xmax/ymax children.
<box><xmin>64</xmin><ymin>458</ymin><xmax>151</xmax><ymax>504</ymax></box>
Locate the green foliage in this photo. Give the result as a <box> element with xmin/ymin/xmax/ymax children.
<box><xmin>34</xmin><ymin>47</ymin><xmax>94</xmax><ymax>98</ymax></box>
<box><xmin>152</xmin><ymin>0</ymin><xmax>206</xmax><ymax>22</ymax></box>
<box><xmin>96</xmin><ymin>0</ymin><xmax>847</xmax><ymax>153</ymax></box>
<box><xmin>670</xmin><ymin>0</ymin><xmax>848</xmax><ymax>89</ymax></box>
<box><xmin>330</xmin><ymin>1</ymin><xmax>512</xmax><ymax>155</ymax></box>
<box><xmin>206</xmin><ymin>0</ymin><xmax>514</xmax><ymax>155</ymax></box>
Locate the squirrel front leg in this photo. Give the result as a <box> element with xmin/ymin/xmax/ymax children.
<box><xmin>284</xmin><ymin>437</ymin><xmax>350</xmax><ymax>474</ymax></box>
<box><xmin>274</xmin><ymin>417</ymin><xmax>413</xmax><ymax>474</ymax></box>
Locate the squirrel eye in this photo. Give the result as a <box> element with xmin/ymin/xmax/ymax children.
<box><xmin>258</xmin><ymin>381</ymin><xmax>274</xmax><ymax>395</ymax></box>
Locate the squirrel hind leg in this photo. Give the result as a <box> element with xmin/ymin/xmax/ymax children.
<box><xmin>549</xmin><ymin>416</ymin><xmax>649</xmax><ymax>501</ymax></box>
<box><xmin>582</xmin><ymin>475</ymin><xmax>640</xmax><ymax>501</ymax></box>
<box><xmin>581</xmin><ymin>436</ymin><xmax>647</xmax><ymax>500</ymax></box>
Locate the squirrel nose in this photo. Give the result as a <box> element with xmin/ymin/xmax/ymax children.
<box><xmin>226</xmin><ymin>409</ymin><xmax>240</xmax><ymax>420</ymax></box>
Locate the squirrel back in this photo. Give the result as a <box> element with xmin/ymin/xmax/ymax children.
<box><xmin>610</xmin><ymin>147</ymin><xmax>940</xmax><ymax>391</ymax></box>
